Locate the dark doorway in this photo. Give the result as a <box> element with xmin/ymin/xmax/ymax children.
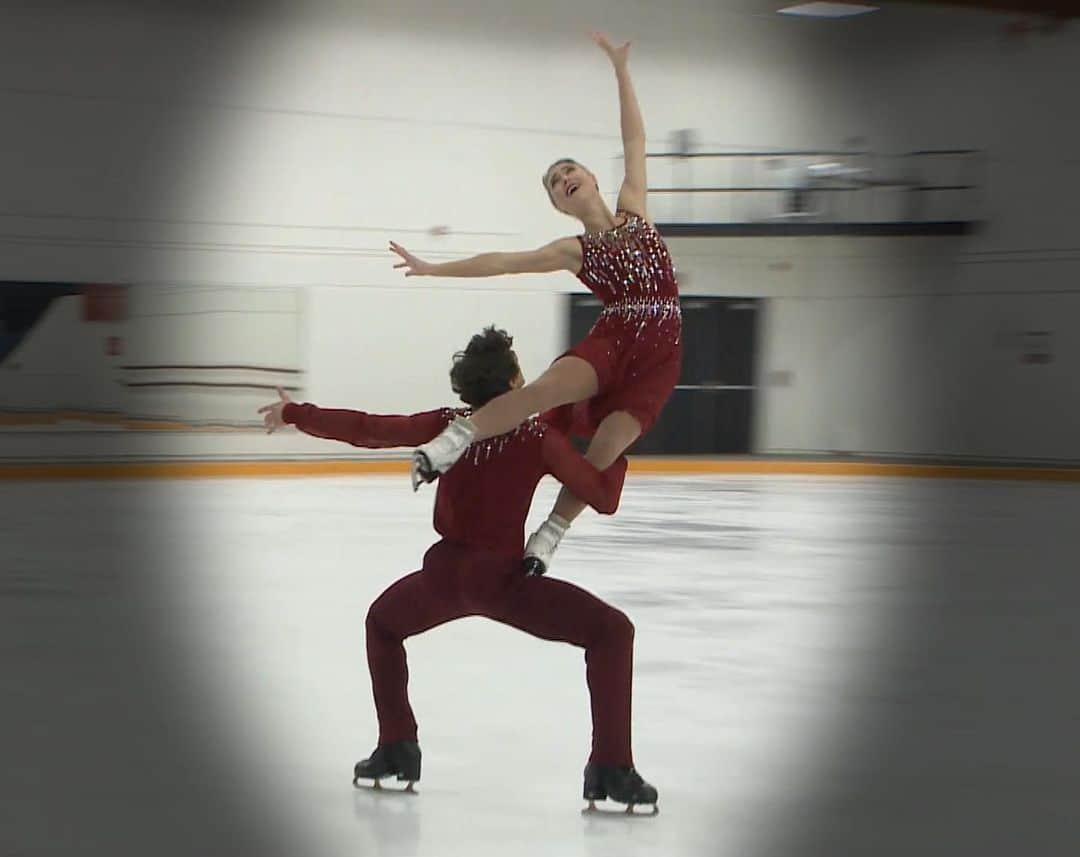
<box><xmin>567</xmin><ymin>295</ymin><xmax>761</xmax><ymax>454</ymax></box>
<box><xmin>0</xmin><ymin>282</ymin><xmax>83</xmax><ymax>365</ymax></box>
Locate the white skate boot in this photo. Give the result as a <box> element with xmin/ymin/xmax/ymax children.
<box><xmin>411</xmin><ymin>416</ymin><xmax>478</xmax><ymax>491</ymax></box>
<box><xmin>522</xmin><ymin>514</ymin><xmax>570</xmax><ymax>576</ymax></box>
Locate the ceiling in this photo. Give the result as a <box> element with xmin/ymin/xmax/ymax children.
<box><xmin>876</xmin><ymin>0</ymin><xmax>1078</xmax><ymax>17</ymax></box>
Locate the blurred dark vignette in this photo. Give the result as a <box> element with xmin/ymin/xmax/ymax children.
<box><xmin>2</xmin><ymin>3</ymin><xmax>1078</xmax><ymax>857</ymax></box>
<box><xmin>0</xmin><ymin>4</ymin><xmax>305</xmax><ymax>857</ymax></box>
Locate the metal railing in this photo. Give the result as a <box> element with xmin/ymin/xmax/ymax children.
<box><xmin>633</xmin><ymin>148</ymin><xmax>983</xmax><ymax>226</ymax></box>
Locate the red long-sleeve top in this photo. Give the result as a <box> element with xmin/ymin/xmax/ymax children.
<box><xmin>282</xmin><ymin>403</ymin><xmax>627</xmax><ymax>558</ymax></box>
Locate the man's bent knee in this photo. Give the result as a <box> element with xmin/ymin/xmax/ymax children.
<box><xmin>365</xmin><ymin>601</ymin><xmax>392</xmax><ymax>639</ymax></box>
<box><xmin>603</xmin><ymin>607</ymin><xmax>635</xmax><ymax>644</ymax></box>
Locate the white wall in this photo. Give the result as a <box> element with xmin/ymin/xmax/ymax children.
<box><xmin>666</xmin><ymin>8</ymin><xmax>1080</xmax><ymax>462</ymax></box>
<box><xmin>0</xmin><ymin>296</ymin><xmax>125</xmax><ymax>415</ymax></box>
<box><xmin>671</xmin><ymin>230</ymin><xmax>1080</xmax><ymax>462</ymax></box>
<box><xmin>0</xmin><ymin>2</ymin><xmax>1076</xmax><ymax>460</ymax></box>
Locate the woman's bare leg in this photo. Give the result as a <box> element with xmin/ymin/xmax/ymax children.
<box><xmin>524</xmin><ymin>410</ymin><xmax>642</xmax><ymax>574</ymax></box>
<box><xmin>412</xmin><ymin>355</ymin><xmax>599</xmax><ymax>488</ymax></box>
<box><xmin>468</xmin><ymin>355</ymin><xmax>599</xmax><ymax>441</ymax></box>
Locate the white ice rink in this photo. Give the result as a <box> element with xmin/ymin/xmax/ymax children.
<box><xmin>7</xmin><ymin>472</ymin><xmax>1078</xmax><ymax>857</ymax></box>
<box><xmin>142</xmin><ymin>472</ymin><xmax>926</xmax><ymax>857</ymax></box>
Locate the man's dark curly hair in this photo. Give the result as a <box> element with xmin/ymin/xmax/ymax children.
<box><xmin>450</xmin><ymin>326</ymin><xmax>520</xmax><ymax>407</ymax></box>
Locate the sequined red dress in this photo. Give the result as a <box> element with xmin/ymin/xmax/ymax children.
<box><xmin>556</xmin><ymin>209</ymin><xmax>682</xmax><ymax>437</ymax></box>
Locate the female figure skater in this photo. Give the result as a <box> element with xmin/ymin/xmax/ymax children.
<box><xmin>390</xmin><ymin>33</ymin><xmax>681</xmax><ymax>576</ymax></box>
<box><xmin>258</xmin><ymin>326</ymin><xmax>658</xmax><ymax>813</ymax></box>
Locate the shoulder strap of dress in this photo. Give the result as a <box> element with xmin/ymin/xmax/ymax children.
<box><xmin>615</xmin><ymin>207</ymin><xmax>644</xmax><ymax>220</ymax></box>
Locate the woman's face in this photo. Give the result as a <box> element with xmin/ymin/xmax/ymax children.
<box><xmin>544</xmin><ymin>160</ymin><xmax>597</xmax><ymax>215</ymax></box>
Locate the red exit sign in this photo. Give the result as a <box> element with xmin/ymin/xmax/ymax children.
<box><xmin>83</xmin><ymin>284</ymin><xmax>128</xmax><ymax>322</ymax></box>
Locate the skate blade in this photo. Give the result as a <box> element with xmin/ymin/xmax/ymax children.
<box><xmin>410</xmin><ymin>453</ymin><xmax>438</xmax><ymax>492</ymax></box>
<box><xmin>582</xmin><ymin>799</ymin><xmax>658</xmax><ymax>817</ymax></box>
<box><xmin>522</xmin><ymin>556</ymin><xmax>547</xmax><ymax>576</ymax></box>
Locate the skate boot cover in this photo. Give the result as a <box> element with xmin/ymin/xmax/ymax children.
<box><xmin>522</xmin><ymin>514</ymin><xmax>569</xmax><ymax>576</ymax></box>
<box><xmin>411</xmin><ymin>416</ymin><xmax>477</xmax><ymax>490</ymax></box>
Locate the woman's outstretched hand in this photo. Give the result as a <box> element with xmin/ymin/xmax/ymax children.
<box><xmin>389</xmin><ymin>241</ymin><xmax>434</xmax><ymax>277</ymax></box>
<box><xmin>591</xmin><ymin>31</ymin><xmax>630</xmax><ymax>68</ymax></box>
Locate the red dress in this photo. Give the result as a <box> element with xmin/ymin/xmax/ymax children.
<box><xmin>557</xmin><ymin>209</ymin><xmax>682</xmax><ymax>437</ymax></box>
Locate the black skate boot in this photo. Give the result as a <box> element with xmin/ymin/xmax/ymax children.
<box><xmin>582</xmin><ymin>762</ymin><xmax>659</xmax><ymax>815</ymax></box>
<box><xmin>353</xmin><ymin>740</ymin><xmax>421</xmax><ymax>792</ymax></box>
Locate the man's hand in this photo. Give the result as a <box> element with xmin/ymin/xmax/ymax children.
<box><xmin>258</xmin><ymin>386</ymin><xmax>293</xmax><ymax>434</ymax></box>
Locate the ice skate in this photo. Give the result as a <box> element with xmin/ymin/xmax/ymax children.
<box><xmin>582</xmin><ymin>762</ymin><xmax>659</xmax><ymax>816</ymax></box>
<box><xmin>411</xmin><ymin>416</ymin><xmax>477</xmax><ymax>491</ymax></box>
<box><xmin>353</xmin><ymin>740</ymin><xmax>421</xmax><ymax>793</ymax></box>
<box><xmin>522</xmin><ymin>514</ymin><xmax>569</xmax><ymax>576</ymax></box>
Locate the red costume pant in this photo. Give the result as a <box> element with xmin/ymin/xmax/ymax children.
<box><xmin>365</xmin><ymin>539</ymin><xmax>635</xmax><ymax>766</ymax></box>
